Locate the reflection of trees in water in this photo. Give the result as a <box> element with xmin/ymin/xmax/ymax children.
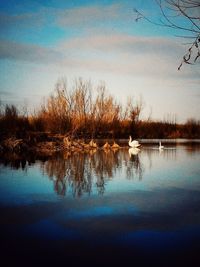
<box><xmin>39</xmin><ymin>148</ymin><xmax>144</xmax><ymax>197</ymax></box>
<box><xmin>2</xmin><ymin>144</ymin><xmax>200</xmax><ymax>197</ymax></box>
<box><xmin>41</xmin><ymin>150</ymin><xmax>124</xmax><ymax>197</ymax></box>
<box><xmin>69</xmin><ymin>153</ymin><xmax>93</xmax><ymax>197</ymax></box>
<box><xmin>92</xmin><ymin>149</ymin><xmax>123</xmax><ymax>195</ymax></box>
<box><xmin>0</xmin><ymin>152</ymin><xmax>38</xmax><ymax>171</ymax></box>
<box><xmin>0</xmin><ymin>149</ymin><xmax>144</xmax><ymax>197</ymax></box>
<box><xmin>41</xmin><ymin>153</ymin><xmax>92</xmax><ymax>197</ymax></box>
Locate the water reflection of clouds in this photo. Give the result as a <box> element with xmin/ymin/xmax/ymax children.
<box><xmin>21</xmin><ymin>187</ymin><xmax>200</xmax><ymax>243</ymax></box>
<box><xmin>64</xmin><ymin>205</ymin><xmax>139</xmax><ymax>220</ymax></box>
<box><xmin>67</xmin><ymin>206</ymin><xmax>114</xmax><ymax>219</ymax></box>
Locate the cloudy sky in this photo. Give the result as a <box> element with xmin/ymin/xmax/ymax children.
<box><xmin>0</xmin><ymin>0</ymin><xmax>199</xmax><ymax>122</ymax></box>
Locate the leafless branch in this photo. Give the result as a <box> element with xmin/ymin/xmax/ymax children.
<box><xmin>134</xmin><ymin>0</ymin><xmax>200</xmax><ymax>69</ymax></box>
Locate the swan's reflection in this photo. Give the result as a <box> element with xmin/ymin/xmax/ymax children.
<box><xmin>128</xmin><ymin>147</ymin><xmax>140</xmax><ymax>157</ymax></box>
<box><xmin>127</xmin><ymin>148</ymin><xmax>143</xmax><ymax>180</ymax></box>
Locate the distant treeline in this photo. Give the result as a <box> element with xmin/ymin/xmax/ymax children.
<box><xmin>0</xmin><ymin>78</ymin><xmax>200</xmax><ymax>140</ymax></box>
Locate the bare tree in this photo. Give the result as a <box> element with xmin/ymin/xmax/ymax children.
<box><xmin>71</xmin><ymin>78</ymin><xmax>93</xmax><ymax>135</ymax></box>
<box><xmin>126</xmin><ymin>95</ymin><xmax>144</xmax><ymax>137</ymax></box>
<box><xmin>126</xmin><ymin>95</ymin><xmax>144</xmax><ymax>123</ymax></box>
<box><xmin>43</xmin><ymin>78</ymin><xmax>73</xmax><ymax>133</ymax></box>
<box><xmin>134</xmin><ymin>0</ymin><xmax>200</xmax><ymax>69</ymax></box>
<box><xmin>94</xmin><ymin>83</ymin><xmax>121</xmax><ymax>137</ymax></box>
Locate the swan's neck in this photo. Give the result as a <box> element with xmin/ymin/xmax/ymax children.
<box><xmin>128</xmin><ymin>137</ymin><xmax>132</xmax><ymax>147</ymax></box>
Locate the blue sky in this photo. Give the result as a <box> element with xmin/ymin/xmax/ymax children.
<box><xmin>0</xmin><ymin>0</ymin><xmax>199</xmax><ymax>122</ymax></box>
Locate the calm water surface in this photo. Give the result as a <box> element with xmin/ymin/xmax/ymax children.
<box><xmin>0</xmin><ymin>143</ymin><xmax>200</xmax><ymax>266</ymax></box>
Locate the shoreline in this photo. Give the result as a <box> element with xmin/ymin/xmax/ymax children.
<box><xmin>0</xmin><ymin>133</ymin><xmax>200</xmax><ymax>156</ymax></box>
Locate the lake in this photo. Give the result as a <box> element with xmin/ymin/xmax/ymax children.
<box><xmin>0</xmin><ymin>141</ymin><xmax>200</xmax><ymax>266</ymax></box>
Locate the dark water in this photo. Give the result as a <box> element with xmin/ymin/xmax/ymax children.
<box><xmin>0</xmin><ymin>143</ymin><xmax>200</xmax><ymax>266</ymax></box>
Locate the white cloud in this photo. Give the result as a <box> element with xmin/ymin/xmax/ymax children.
<box><xmin>1</xmin><ymin>33</ymin><xmax>198</xmax><ymax>83</ymax></box>
<box><xmin>0</xmin><ymin>40</ymin><xmax>64</xmax><ymax>64</ymax></box>
<box><xmin>60</xmin><ymin>34</ymin><xmax>182</xmax><ymax>55</ymax></box>
<box><xmin>57</xmin><ymin>3</ymin><xmax>131</xmax><ymax>28</ymax></box>
<box><xmin>0</xmin><ymin>11</ymin><xmax>47</xmax><ymax>30</ymax></box>
<box><xmin>58</xmin><ymin>33</ymin><xmax>197</xmax><ymax>80</ymax></box>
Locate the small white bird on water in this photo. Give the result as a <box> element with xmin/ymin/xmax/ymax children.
<box><xmin>128</xmin><ymin>136</ymin><xmax>141</xmax><ymax>148</ymax></box>
<box><xmin>159</xmin><ymin>141</ymin><xmax>164</xmax><ymax>150</ymax></box>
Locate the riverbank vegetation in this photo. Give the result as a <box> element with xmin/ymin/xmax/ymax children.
<box><xmin>0</xmin><ymin>78</ymin><xmax>200</xmax><ymax>150</ymax></box>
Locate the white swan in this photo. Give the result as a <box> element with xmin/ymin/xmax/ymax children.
<box><xmin>128</xmin><ymin>136</ymin><xmax>141</xmax><ymax>148</ymax></box>
<box><xmin>159</xmin><ymin>141</ymin><xmax>164</xmax><ymax>150</ymax></box>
